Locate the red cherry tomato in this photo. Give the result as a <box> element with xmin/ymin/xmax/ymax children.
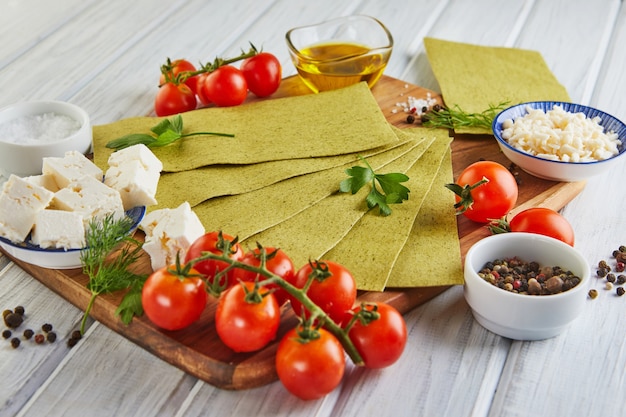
<box><xmin>346</xmin><ymin>302</ymin><xmax>407</xmax><ymax>369</ymax></box>
<box><xmin>184</xmin><ymin>231</ymin><xmax>244</xmax><ymax>288</ymax></box>
<box><xmin>141</xmin><ymin>265</ymin><xmax>207</xmax><ymax>331</ymax></box>
<box><xmin>195</xmin><ymin>73</ymin><xmax>212</xmax><ymax>105</ymax></box>
<box><xmin>231</xmin><ymin>246</ymin><xmax>295</xmax><ymax>306</ymax></box>
<box><xmin>201</xmin><ymin>65</ymin><xmax>248</xmax><ymax>107</ymax></box>
<box><xmin>240</xmin><ymin>52</ymin><xmax>282</xmax><ymax>97</ymax></box>
<box><xmin>154</xmin><ymin>82</ymin><xmax>197</xmax><ymax>117</ymax></box>
<box><xmin>451</xmin><ymin>161</ymin><xmax>518</xmax><ymax>223</ymax></box>
<box><xmin>276</xmin><ymin>326</ymin><xmax>345</xmax><ymax>400</ymax></box>
<box><xmin>509</xmin><ymin>207</ymin><xmax>575</xmax><ymax>246</ymax></box>
<box><xmin>290</xmin><ymin>260</ymin><xmax>357</xmax><ymax>324</ymax></box>
<box><xmin>215</xmin><ymin>282</ymin><xmax>280</xmax><ymax>352</ymax></box>
<box><xmin>159</xmin><ymin>59</ymin><xmax>200</xmax><ymax>94</ymax></box>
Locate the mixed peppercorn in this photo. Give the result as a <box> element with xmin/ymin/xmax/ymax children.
<box><xmin>1</xmin><ymin>304</ymin><xmax>80</xmax><ymax>349</ymax></box>
<box><xmin>478</xmin><ymin>256</ymin><xmax>581</xmax><ymax>295</ymax></box>
<box><xmin>589</xmin><ymin>245</ymin><xmax>626</xmax><ymax>299</ymax></box>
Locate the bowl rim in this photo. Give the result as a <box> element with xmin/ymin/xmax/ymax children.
<box><xmin>492</xmin><ymin>100</ymin><xmax>626</xmax><ymax>167</ymax></box>
<box><xmin>285</xmin><ymin>14</ymin><xmax>394</xmax><ymax>61</ymax></box>
<box><xmin>0</xmin><ymin>100</ymin><xmax>91</xmax><ymax>149</ymax></box>
<box><xmin>464</xmin><ymin>232</ymin><xmax>590</xmax><ymax>301</ymax></box>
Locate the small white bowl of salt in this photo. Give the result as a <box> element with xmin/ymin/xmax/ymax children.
<box><xmin>0</xmin><ymin>101</ymin><xmax>92</xmax><ymax>178</ymax></box>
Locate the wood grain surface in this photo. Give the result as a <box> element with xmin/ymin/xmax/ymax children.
<box><xmin>0</xmin><ymin>75</ymin><xmax>585</xmax><ymax>390</ymax></box>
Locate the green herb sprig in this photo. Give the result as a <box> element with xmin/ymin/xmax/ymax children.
<box><xmin>423</xmin><ymin>101</ymin><xmax>509</xmax><ymax>131</ymax></box>
<box><xmin>79</xmin><ymin>214</ymin><xmax>147</xmax><ymax>334</ymax></box>
<box><xmin>339</xmin><ymin>156</ymin><xmax>410</xmax><ymax>216</ymax></box>
<box><xmin>105</xmin><ymin>115</ymin><xmax>234</xmax><ymax>151</ymax></box>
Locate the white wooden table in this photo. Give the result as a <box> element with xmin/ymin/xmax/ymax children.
<box><xmin>1</xmin><ymin>1</ymin><xmax>625</xmax><ymax>416</ymax></box>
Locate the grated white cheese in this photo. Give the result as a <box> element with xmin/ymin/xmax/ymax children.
<box><xmin>501</xmin><ymin>105</ymin><xmax>622</xmax><ymax>162</ymax></box>
<box><xmin>392</xmin><ymin>92</ymin><xmax>438</xmax><ymax>116</ymax></box>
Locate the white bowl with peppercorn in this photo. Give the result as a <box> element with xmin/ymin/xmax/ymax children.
<box><xmin>463</xmin><ymin>232</ymin><xmax>590</xmax><ymax>340</ymax></box>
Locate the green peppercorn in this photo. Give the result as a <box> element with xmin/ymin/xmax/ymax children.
<box><xmin>588</xmin><ymin>289</ymin><xmax>599</xmax><ymax>299</ymax></box>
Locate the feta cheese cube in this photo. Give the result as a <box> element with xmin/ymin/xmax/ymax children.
<box><xmin>24</xmin><ymin>174</ymin><xmax>61</xmax><ymax>192</ymax></box>
<box><xmin>140</xmin><ymin>202</ymin><xmax>205</xmax><ymax>271</ymax></box>
<box><xmin>42</xmin><ymin>150</ymin><xmax>103</xmax><ymax>188</ymax></box>
<box><xmin>31</xmin><ymin>210</ymin><xmax>85</xmax><ymax>249</ymax></box>
<box><xmin>105</xmin><ymin>144</ymin><xmax>162</xmax><ymax>211</ymax></box>
<box><xmin>52</xmin><ymin>175</ymin><xmax>125</xmax><ymax>226</ymax></box>
<box><xmin>0</xmin><ymin>175</ymin><xmax>54</xmax><ymax>242</ymax></box>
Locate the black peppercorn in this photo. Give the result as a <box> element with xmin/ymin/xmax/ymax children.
<box><xmin>617</xmin><ymin>287</ymin><xmax>625</xmax><ymax>297</ymax></box>
<box><xmin>4</xmin><ymin>312</ymin><xmax>23</xmax><ymax>329</ymax></box>
<box><xmin>46</xmin><ymin>332</ymin><xmax>57</xmax><ymax>343</ymax></box>
<box><xmin>23</xmin><ymin>329</ymin><xmax>34</xmax><ymax>340</ymax></box>
<box><xmin>406</xmin><ymin>114</ymin><xmax>415</xmax><ymax>124</ymax></box>
<box><xmin>2</xmin><ymin>329</ymin><xmax>12</xmax><ymax>339</ymax></box>
<box><xmin>41</xmin><ymin>323</ymin><xmax>53</xmax><ymax>333</ymax></box>
<box><xmin>10</xmin><ymin>338</ymin><xmax>20</xmax><ymax>349</ymax></box>
<box><xmin>13</xmin><ymin>306</ymin><xmax>25</xmax><ymax>316</ymax></box>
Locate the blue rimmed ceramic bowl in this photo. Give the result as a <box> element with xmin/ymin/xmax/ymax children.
<box><xmin>492</xmin><ymin>101</ymin><xmax>626</xmax><ymax>182</ymax></box>
<box><xmin>0</xmin><ymin>206</ymin><xmax>145</xmax><ymax>269</ymax></box>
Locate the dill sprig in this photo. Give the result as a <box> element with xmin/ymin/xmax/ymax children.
<box><xmin>79</xmin><ymin>214</ymin><xmax>147</xmax><ymax>334</ymax></box>
<box><xmin>423</xmin><ymin>102</ymin><xmax>509</xmax><ymax>131</ymax></box>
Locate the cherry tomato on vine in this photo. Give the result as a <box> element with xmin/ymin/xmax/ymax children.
<box><xmin>447</xmin><ymin>160</ymin><xmax>518</xmax><ymax>223</ymax></box>
<box><xmin>290</xmin><ymin>260</ymin><xmax>357</xmax><ymax>324</ymax></box>
<box><xmin>276</xmin><ymin>326</ymin><xmax>345</xmax><ymax>400</ymax></box>
<box><xmin>509</xmin><ymin>207</ymin><xmax>575</xmax><ymax>246</ymax></box>
<box><xmin>231</xmin><ymin>246</ymin><xmax>295</xmax><ymax>306</ymax></box>
<box><xmin>240</xmin><ymin>52</ymin><xmax>282</xmax><ymax>98</ymax></box>
<box><xmin>141</xmin><ymin>265</ymin><xmax>207</xmax><ymax>331</ymax></box>
<box><xmin>201</xmin><ymin>65</ymin><xmax>248</xmax><ymax>107</ymax></box>
<box><xmin>345</xmin><ymin>302</ymin><xmax>407</xmax><ymax>369</ymax></box>
<box><xmin>154</xmin><ymin>82</ymin><xmax>197</xmax><ymax>117</ymax></box>
<box><xmin>215</xmin><ymin>282</ymin><xmax>280</xmax><ymax>352</ymax></box>
<box><xmin>184</xmin><ymin>231</ymin><xmax>244</xmax><ymax>289</ymax></box>
<box><xmin>195</xmin><ymin>73</ymin><xmax>212</xmax><ymax>105</ymax></box>
<box><xmin>159</xmin><ymin>59</ymin><xmax>200</xmax><ymax>94</ymax></box>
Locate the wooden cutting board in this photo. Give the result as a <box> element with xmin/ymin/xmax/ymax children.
<box><xmin>1</xmin><ymin>76</ymin><xmax>585</xmax><ymax>390</ymax></box>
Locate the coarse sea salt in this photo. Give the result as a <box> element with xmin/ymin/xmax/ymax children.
<box><xmin>0</xmin><ymin>112</ymin><xmax>81</xmax><ymax>145</ymax></box>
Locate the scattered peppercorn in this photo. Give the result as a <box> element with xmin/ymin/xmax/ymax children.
<box><xmin>34</xmin><ymin>334</ymin><xmax>45</xmax><ymax>344</ymax></box>
<box><xmin>406</xmin><ymin>114</ymin><xmax>415</xmax><ymax>124</ymax></box>
<box><xmin>4</xmin><ymin>312</ymin><xmax>23</xmax><ymax>329</ymax></box>
<box><xmin>588</xmin><ymin>289</ymin><xmax>599</xmax><ymax>299</ymax></box>
<box><xmin>10</xmin><ymin>337</ymin><xmax>20</xmax><ymax>349</ymax></box>
<box><xmin>618</xmin><ymin>275</ymin><xmax>626</xmax><ymax>285</ymax></box>
<box><xmin>67</xmin><ymin>330</ymin><xmax>82</xmax><ymax>348</ymax></box>
<box><xmin>23</xmin><ymin>329</ymin><xmax>34</xmax><ymax>340</ymax></box>
<box><xmin>616</xmin><ymin>262</ymin><xmax>625</xmax><ymax>273</ymax></box>
<box><xmin>607</xmin><ymin>273</ymin><xmax>616</xmax><ymax>283</ymax></box>
<box><xmin>617</xmin><ymin>287</ymin><xmax>625</xmax><ymax>297</ymax></box>
<box><xmin>597</xmin><ymin>268</ymin><xmax>608</xmax><ymax>278</ymax></box>
<box><xmin>2</xmin><ymin>329</ymin><xmax>12</xmax><ymax>339</ymax></box>
<box><xmin>14</xmin><ymin>306</ymin><xmax>25</xmax><ymax>316</ymax></box>
<box><xmin>605</xmin><ymin>282</ymin><xmax>614</xmax><ymax>291</ymax></box>
<box><xmin>2</xmin><ymin>309</ymin><xmax>11</xmax><ymax>319</ymax></box>
<box><xmin>46</xmin><ymin>332</ymin><xmax>57</xmax><ymax>343</ymax></box>
<box><xmin>41</xmin><ymin>323</ymin><xmax>53</xmax><ymax>333</ymax></box>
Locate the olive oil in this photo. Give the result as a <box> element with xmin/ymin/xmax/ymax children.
<box><xmin>294</xmin><ymin>42</ymin><xmax>390</xmax><ymax>93</ymax></box>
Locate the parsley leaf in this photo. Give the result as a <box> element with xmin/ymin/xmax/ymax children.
<box><xmin>339</xmin><ymin>156</ymin><xmax>410</xmax><ymax>216</ymax></box>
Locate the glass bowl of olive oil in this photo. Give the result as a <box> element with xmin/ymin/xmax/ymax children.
<box><xmin>286</xmin><ymin>15</ymin><xmax>393</xmax><ymax>93</ymax></box>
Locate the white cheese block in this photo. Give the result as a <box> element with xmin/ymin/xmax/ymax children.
<box><xmin>31</xmin><ymin>210</ymin><xmax>85</xmax><ymax>249</ymax></box>
<box><xmin>107</xmin><ymin>144</ymin><xmax>163</xmax><ymax>173</ymax></box>
<box><xmin>104</xmin><ymin>160</ymin><xmax>160</xmax><ymax>210</ymax></box>
<box><xmin>24</xmin><ymin>174</ymin><xmax>61</xmax><ymax>192</ymax></box>
<box><xmin>140</xmin><ymin>201</ymin><xmax>205</xmax><ymax>271</ymax></box>
<box><xmin>42</xmin><ymin>150</ymin><xmax>103</xmax><ymax>189</ymax></box>
<box><xmin>0</xmin><ymin>175</ymin><xmax>55</xmax><ymax>242</ymax></box>
<box><xmin>52</xmin><ymin>175</ymin><xmax>125</xmax><ymax>226</ymax></box>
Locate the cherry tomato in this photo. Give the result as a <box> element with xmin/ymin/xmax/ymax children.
<box><xmin>240</xmin><ymin>52</ymin><xmax>282</xmax><ymax>98</ymax></box>
<box><xmin>509</xmin><ymin>207</ymin><xmax>575</xmax><ymax>246</ymax></box>
<box><xmin>154</xmin><ymin>82</ymin><xmax>197</xmax><ymax>117</ymax></box>
<box><xmin>290</xmin><ymin>260</ymin><xmax>357</xmax><ymax>324</ymax></box>
<box><xmin>451</xmin><ymin>161</ymin><xmax>518</xmax><ymax>223</ymax></box>
<box><xmin>159</xmin><ymin>59</ymin><xmax>200</xmax><ymax>94</ymax></box>
<box><xmin>231</xmin><ymin>246</ymin><xmax>295</xmax><ymax>306</ymax></box>
<box><xmin>215</xmin><ymin>282</ymin><xmax>280</xmax><ymax>352</ymax></box>
<box><xmin>201</xmin><ymin>65</ymin><xmax>248</xmax><ymax>107</ymax></box>
<box><xmin>346</xmin><ymin>303</ymin><xmax>407</xmax><ymax>369</ymax></box>
<box><xmin>276</xmin><ymin>326</ymin><xmax>345</xmax><ymax>400</ymax></box>
<box><xmin>141</xmin><ymin>265</ymin><xmax>207</xmax><ymax>331</ymax></box>
<box><xmin>184</xmin><ymin>231</ymin><xmax>244</xmax><ymax>288</ymax></box>
<box><xmin>195</xmin><ymin>73</ymin><xmax>212</xmax><ymax>105</ymax></box>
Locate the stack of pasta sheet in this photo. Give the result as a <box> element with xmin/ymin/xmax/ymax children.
<box><xmin>92</xmin><ymin>83</ymin><xmax>463</xmax><ymax>291</ymax></box>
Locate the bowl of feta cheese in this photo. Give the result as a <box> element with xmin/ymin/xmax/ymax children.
<box><xmin>0</xmin><ymin>100</ymin><xmax>92</xmax><ymax>178</ymax></box>
<box><xmin>492</xmin><ymin>101</ymin><xmax>625</xmax><ymax>182</ymax></box>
